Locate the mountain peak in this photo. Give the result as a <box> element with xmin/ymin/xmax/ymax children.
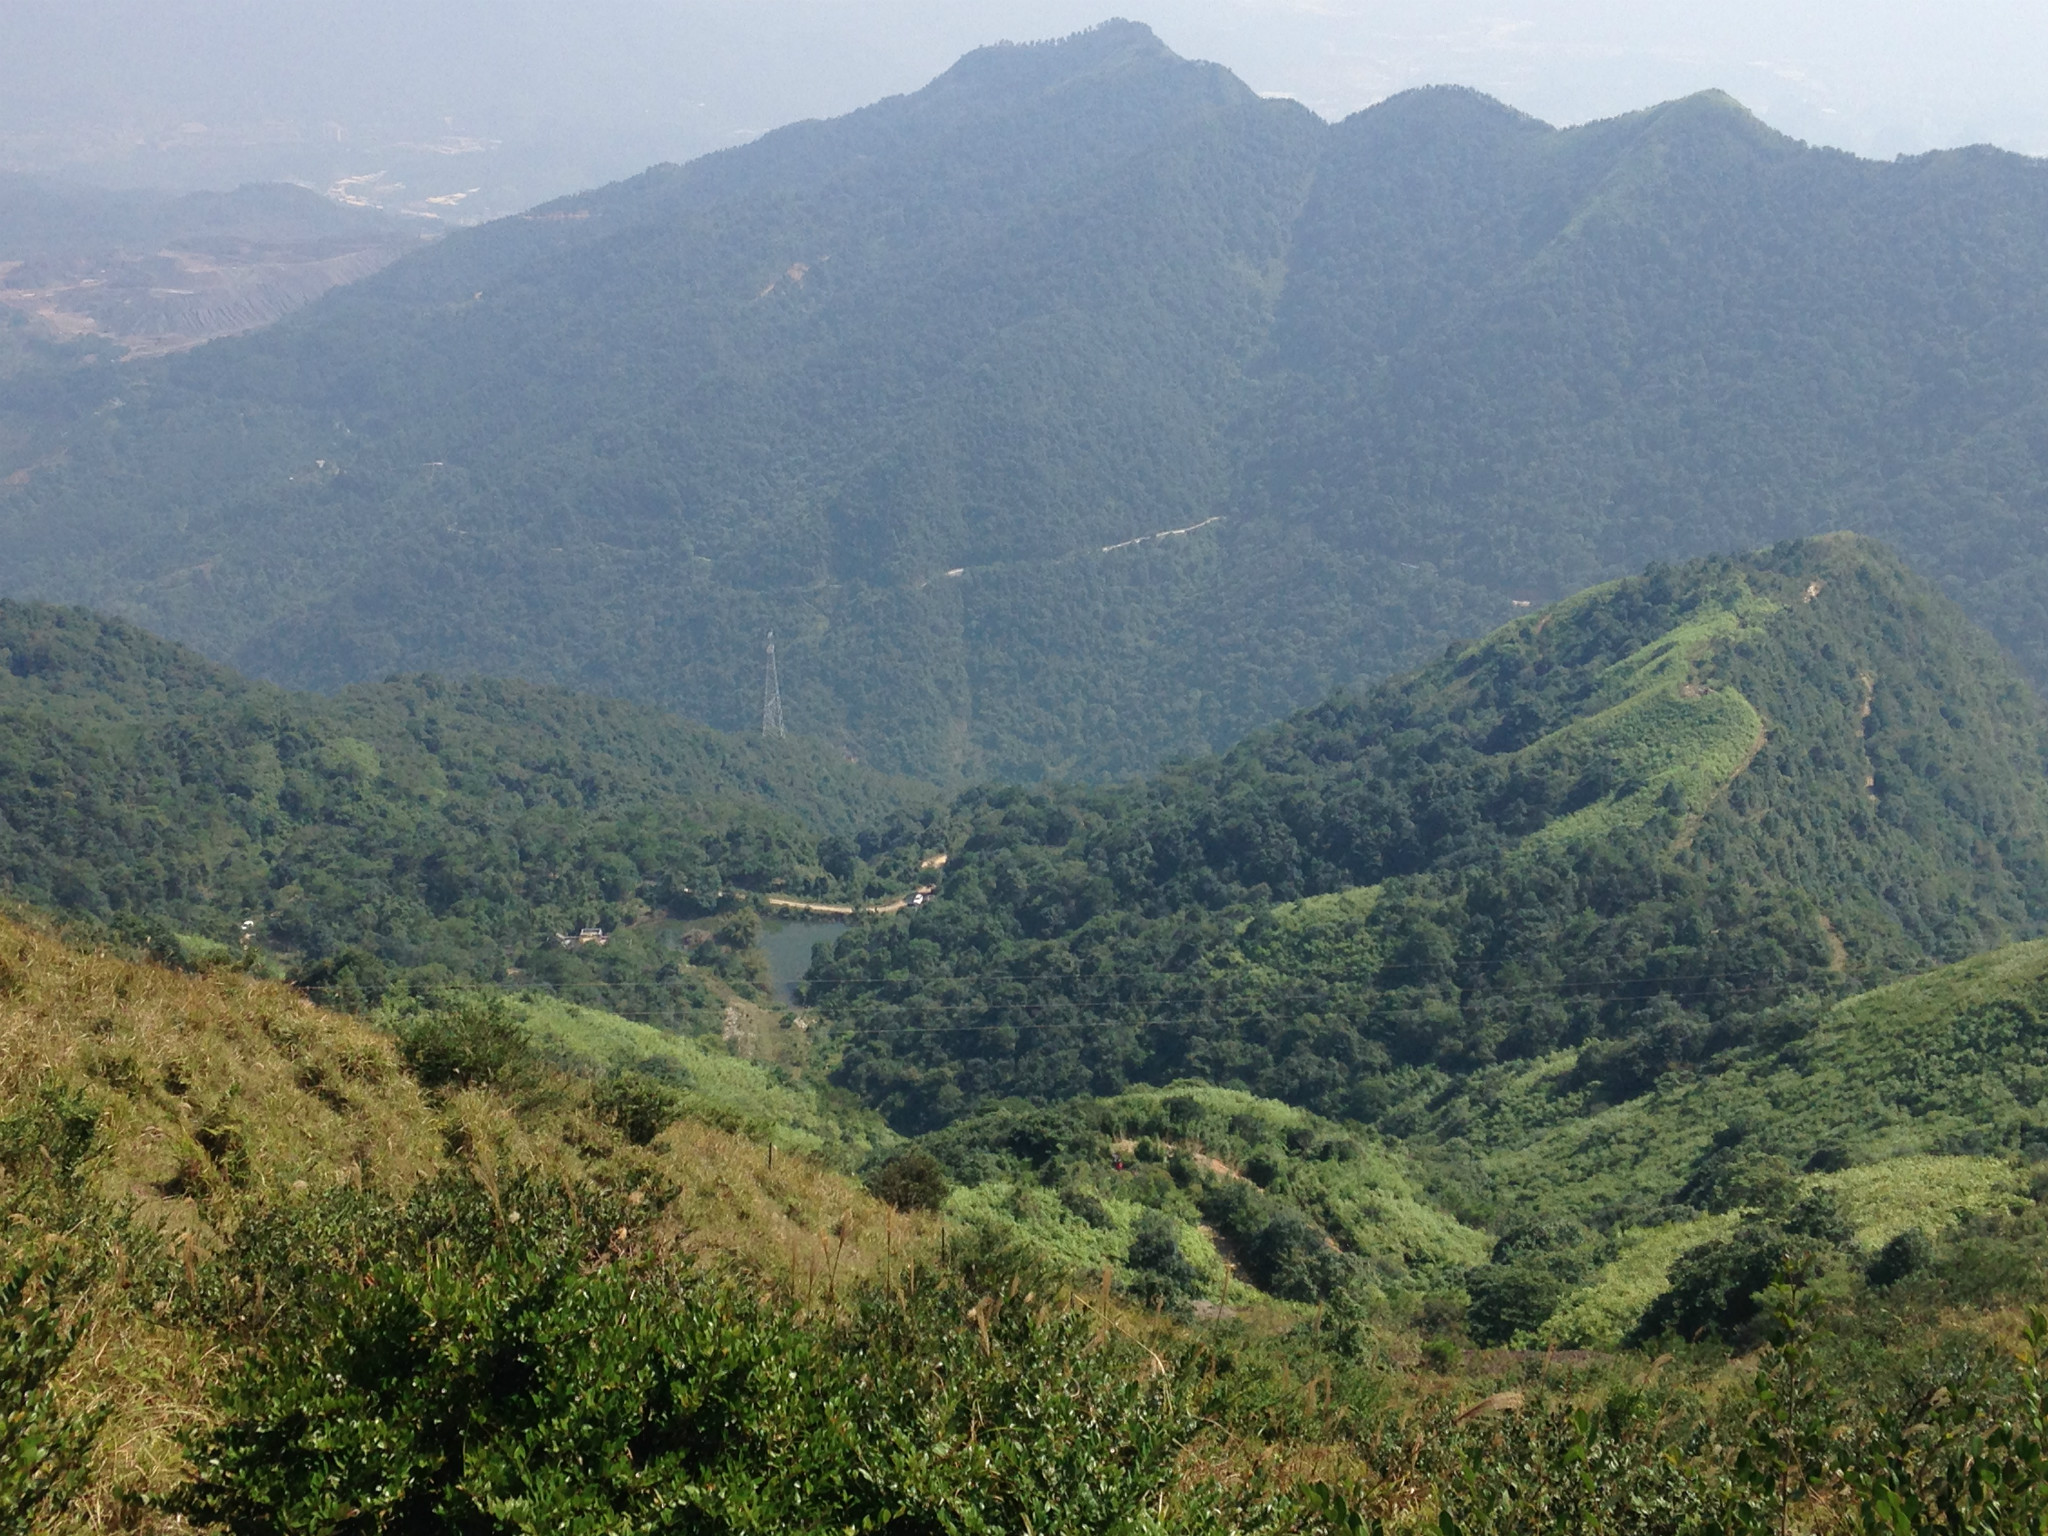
<box><xmin>932</xmin><ymin>18</ymin><xmax>1177</xmax><ymax>92</ymax></box>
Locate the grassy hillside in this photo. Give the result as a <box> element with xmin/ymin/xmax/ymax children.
<box><xmin>15</xmin><ymin>30</ymin><xmax>2048</xmax><ymax>780</ymax></box>
<box><xmin>923</xmin><ymin>1084</ymin><xmax>1490</xmax><ymax>1309</ymax></box>
<box><xmin>13</xmin><ymin>909</ymin><xmax>2048</xmax><ymax>1529</ymax></box>
<box><xmin>0</xmin><ymin>909</ymin><xmax>934</xmax><ymax>1528</ymax></box>
<box><xmin>1465</xmin><ymin>937</ymin><xmax>2048</xmax><ymax>1221</ymax></box>
<box><xmin>0</xmin><ymin>601</ymin><xmax>935</xmax><ymax>990</ymax></box>
<box><xmin>816</xmin><ymin>537</ymin><xmax>2048</xmax><ymax>1131</ymax></box>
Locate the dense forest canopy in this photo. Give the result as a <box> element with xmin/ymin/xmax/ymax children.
<box><xmin>7</xmin><ymin>24</ymin><xmax>2048</xmax><ymax>781</ymax></box>
<box><xmin>0</xmin><ymin>601</ymin><xmax>933</xmax><ymax>985</ymax></box>
<box><xmin>810</xmin><ymin>537</ymin><xmax>2048</xmax><ymax>1131</ymax></box>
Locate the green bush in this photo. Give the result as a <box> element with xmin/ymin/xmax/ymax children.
<box><xmin>1783</xmin><ymin>1188</ymin><xmax>1856</xmax><ymax>1248</ymax></box>
<box><xmin>0</xmin><ymin>1083</ymin><xmax>97</xmax><ymax>1183</ymax></box>
<box><xmin>173</xmin><ymin>1244</ymin><xmax>1223</xmax><ymax>1535</ymax></box>
<box><xmin>1123</xmin><ymin>1211</ymin><xmax>1206</xmax><ymax>1311</ymax></box>
<box><xmin>393</xmin><ymin>995</ymin><xmax>533</xmax><ymax>1091</ymax></box>
<box><xmin>1866</xmin><ymin>1227</ymin><xmax>1935</xmax><ymax>1289</ymax></box>
<box><xmin>868</xmin><ymin>1149</ymin><xmax>949</xmax><ymax>1211</ymax></box>
<box><xmin>1466</xmin><ymin>1264</ymin><xmax>1564</xmax><ymax>1347</ymax></box>
<box><xmin>591</xmin><ymin>1071</ymin><xmax>683</xmax><ymax>1146</ymax></box>
<box><xmin>1629</xmin><ymin>1223</ymin><xmax>1832</xmax><ymax>1346</ymax></box>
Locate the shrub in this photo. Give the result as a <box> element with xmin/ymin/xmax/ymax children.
<box><xmin>1421</xmin><ymin>1338</ymin><xmax>1461</xmax><ymax>1372</ymax></box>
<box><xmin>173</xmin><ymin>1247</ymin><xmax>1214</xmax><ymax>1535</ymax></box>
<box><xmin>591</xmin><ymin>1071</ymin><xmax>683</xmax><ymax>1146</ymax></box>
<box><xmin>0</xmin><ymin>1084</ymin><xmax>97</xmax><ymax>1183</ymax></box>
<box><xmin>1467</xmin><ymin>1263</ymin><xmax>1564</xmax><ymax>1347</ymax></box>
<box><xmin>290</xmin><ymin>948</ymin><xmax>393</xmax><ymax>1013</ymax></box>
<box><xmin>1866</xmin><ymin>1227</ymin><xmax>1935</xmax><ymax>1288</ymax></box>
<box><xmin>868</xmin><ymin>1150</ymin><xmax>948</xmax><ymax>1211</ymax></box>
<box><xmin>1783</xmin><ymin>1187</ymin><xmax>1856</xmax><ymax>1248</ymax></box>
<box><xmin>1123</xmin><ymin>1211</ymin><xmax>1205</xmax><ymax>1310</ymax></box>
<box><xmin>393</xmin><ymin>995</ymin><xmax>532</xmax><ymax>1091</ymax></box>
<box><xmin>1242</xmin><ymin>1146</ymin><xmax>1286</xmax><ymax>1187</ymax></box>
<box><xmin>1629</xmin><ymin>1222</ymin><xmax>1832</xmax><ymax>1346</ymax></box>
<box><xmin>1489</xmin><ymin>1214</ymin><xmax>1591</xmax><ymax>1268</ymax></box>
<box><xmin>1059</xmin><ymin>1184</ymin><xmax>1112</xmax><ymax>1228</ymax></box>
<box><xmin>1247</xmin><ymin>1205</ymin><xmax>1359</xmax><ymax>1304</ymax></box>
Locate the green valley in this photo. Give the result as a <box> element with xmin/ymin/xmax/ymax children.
<box><xmin>10</xmin><ymin>17</ymin><xmax>2048</xmax><ymax>1513</ymax></box>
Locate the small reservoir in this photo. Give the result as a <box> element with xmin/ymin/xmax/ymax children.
<box><xmin>759</xmin><ymin>918</ymin><xmax>848</xmax><ymax>1007</ymax></box>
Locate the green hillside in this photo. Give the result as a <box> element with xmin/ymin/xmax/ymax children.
<box><xmin>12</xmin><ymin>27</ymin><xmax>2048</xmax><ymax>780</ymax></box>
<box><xmin>813</xmin><ymin>537</ymin><xmax>2048</xmax><ymax>1131</ymax></box>
<box><xmin>0</xmin><ymin>600</ymin><xmax>934</xmax><ymax>989</ymax></box>
<box><xmin>1471</xmin><ymin>937</ymin><xmax>2048</xmax><ymax>1221</ymax></box>
<box><xmin>1436</xmin><ymin>937</ymin><xmax>2048</xmax><ymax>1349</ymax></box>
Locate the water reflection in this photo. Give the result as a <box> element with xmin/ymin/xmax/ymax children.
<box><xmin>759</xmin><ymin>918</ymin><xmax>847</xmax><ymax>1007</ymax></box>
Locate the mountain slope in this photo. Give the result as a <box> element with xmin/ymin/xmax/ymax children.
<box><xmin>0</xmin><ymin>601</ymin><xmax>933</xmax><ymax>979</ymax></box>
<box><xmin>1473</xmin><ymin>936</ymin><xmax>2048</xmax><ymax>1225</ymax></box>
<box><xmin>0</xmin><ymin>22</ymin><xmax>1332</xmax><ymax>782</ymax></box>
<box><xmin>811</xmin><ymin>537</ymin><xmax>2048</xmax><ymax>1130</ymax></box>
<box><xmin>12</xmin><ymin>27</ymin><xmax>2048</xmax><ymax>780</ymax></box>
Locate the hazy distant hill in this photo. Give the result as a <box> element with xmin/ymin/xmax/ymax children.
<box><xmin>9</xmin><ymin>22</ymin><xmax>2048</xmax><ymax>781</ymax></box>
<box><xmin>0</xmin><ymin>176</ymin><xmax>421</xmax><ymax>354</ymax></box>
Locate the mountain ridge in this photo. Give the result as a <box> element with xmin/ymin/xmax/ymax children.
<box><xmin>812</xmin><ymin>535</ymin><xmax>2048</xmax><ymax>1130</ymax></box>
<box><xmin>10</xmin><ymin>26</ymin><xmax>2048</xmax><ymax>781</ymax></box>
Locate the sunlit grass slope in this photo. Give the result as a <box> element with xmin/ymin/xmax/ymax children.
<box><xmin>0</xmin><ymin>911</ymin><xmax>926</xmax><ymax>1523</ymax></box>
<box><xmin>1471</xmin><ymin>937</ymin><xmax>2048</xmax><ymax>1219</ymax></box>
<box><xmin>506</xmin><ymin>989</ymin><xmax>894</xmax><ymax>1164</ymax></box>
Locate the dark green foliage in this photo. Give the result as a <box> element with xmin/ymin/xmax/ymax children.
<box><xmin>1839</xmin><ymin>1312</ymin><xmax>2048</xmax><ymax>1533</ymax></box>
<box><xmin>1866</xmin><ymin>1228</ymin><xmax>1936</xmax><ymax>1289</ymax></box>
<box><xmin>867</xmin><ymin>1149</ymin><xmax>949</xmax><ymax>1211</ymax></box>
<box><xmin>1465</xmin><ymin>1265</ymin><xmax>1564</xmax><ymax>1348</ymax></box>
<box><xmin>1059</xmin><ymin>1184</ymin><xmax>1112</xmax><ymax>1229</ymax></box>
<box><xmin>1677</xmin><ymin>1130</ymin><xmax>1801</xmax><ymax>1217</ymax></box>
<box><xmin>1783</xmin><ymin>1189</ymin><xmax>1857</xmax><ymax>1249</ymax></box>
<box><xmin>1199</xmin><ymin>1181</ymin><xmax>1360</xmax><ymax>1304</ymax></box>
<box><xmin>0</xmin><ymin>601</ymin><xmax>930</xmax><ymax>991</ymax></box>
<box><xmin>0</xmin><ymin>1263</ymin><xmax>101</xmax><ymax>1536</ymax></box>
<box><xmin>393</xmin><ymin>994</ymin><xmax>533</xmax><ymax>1091</ymax></box>
<box><xmin>0</xmin><ymin>1083</ymin><xmax>97</xmax><ymax>1184</ymax></box>
<box><xmin>25</xmin><ymin>32</ymin><xmax>2048</xmax><ymax>783</ymax></box>
<box><xmin>591</xmin><ymin>1071</ymin><xmax>684</xmax><ymax>1146</ymax></box>
<box><xmin>288</xmin><ymin>948</ymin><xmax>392</xmax><ymax>1014</ymax></box>
<box><xmin>1428</xmin><ymin>1391</ymin><xmax>1724</xmax><ymax>1535</ymax></box>
<box><xmin>1630</xmin><ymin>1223</ymin><xmax>1833</xmax><ymax>1346</ymax></box>
<box><xmin>1464</xmin><ymin>1216</ymin><xmax>1596</xmax><ymax>1345</ymax></box>
<box><xmin>1488</xmin><ymin>1215</ymin><xmax>1592</xmax><ymax>1268</ymax></box>
<box><xmin>816</xmin><ymin>539</ymin><xmax>2048</xmax><ymax>1130</ymax></box>
<box><xmin>1123</xmin><ymin>1211</ymin><xmax>1206</xmax><ymax>1311</ymax></box>
<box><xmin>175</xmin><ymin>1243</ymin><xmax>1217</xmax><ymax>1535</ymax></box>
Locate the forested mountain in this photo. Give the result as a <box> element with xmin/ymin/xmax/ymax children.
<box><xmin>0</xmin><ymin>601</ymin><xmax>932</xmax><ymax>980</ymax></box>
<box><xmin>810</xmin><ymin>537</ymin><xmax>2048</xmax><ymax>1130</ymax></box>
<box><xmin>8</xmin><ymin>25</ymin><xmax>2048</xmax><ymax>781</ymax></box>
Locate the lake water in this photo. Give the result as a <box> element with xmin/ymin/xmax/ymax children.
<box><xmin>759</xmin><ymin>918</ymin><xmax>848</xmax><ymax>1007</ymax></box>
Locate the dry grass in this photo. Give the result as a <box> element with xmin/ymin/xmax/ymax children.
<box><xmin>0</xmin><ymin>912</ymin><xmax>929</xmax><ymax>1530</ymax></box>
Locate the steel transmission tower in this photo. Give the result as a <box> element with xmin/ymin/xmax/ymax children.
<box><xmin>761</xmin><ymin>631</ymin><xmax>786</xmax><ymax>738</ymax></box>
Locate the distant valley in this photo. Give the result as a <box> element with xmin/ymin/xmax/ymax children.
<box><xmin>0</xmin><ymin>176</ymin><xmax>423</xmax><ymax>357</ymax></box>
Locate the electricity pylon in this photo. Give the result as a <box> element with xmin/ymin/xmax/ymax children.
<box><xmin>762</xmin><ymin>631</ymin><xmax>785</xmax><ymax>738</ymax></box>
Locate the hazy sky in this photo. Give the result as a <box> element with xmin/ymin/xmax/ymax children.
<box><xmin>8</xmin><ymin>2</ymin><xmax>2047</xmax><ymax>220</ymax></box>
